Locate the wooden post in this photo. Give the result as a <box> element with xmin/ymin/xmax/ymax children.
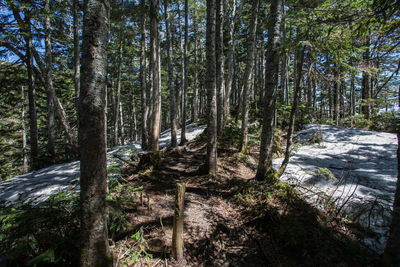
<box><xmin>172</xmin><ymin>183</ymin><xmax>185</xmax><ymax>261</ymax></box>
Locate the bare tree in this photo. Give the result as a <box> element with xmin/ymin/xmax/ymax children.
<box><xmin>79</xmin><ymin>0</ymin><xmax>112</xmax><ymax>265</ymax></box>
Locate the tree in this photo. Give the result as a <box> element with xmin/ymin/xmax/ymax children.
<box><xmin>239</xmin><ymin>0</ymin><xmax>260</xmax><ymax>153</ymax></box>
<box><xmin>383</xmin><ymin>133</ymin><xmax>400</xmax><ymax>266</ymax></box>
<box><xmin>44</xmin><ymin>0</ymin><xmax>56</xmax><ymax>159</ymax></box>
<box><xmin>180</xmin><ymin>0</ymin><xmax>189</xmax><ymax>145</ymax></box>
<box><xmin>206</xmin><ymin>0</ymin><xmax>217</xmax><ymax>175</ymax></box>
<box><xmin>164</xmin><ymin>0</ymin><xmax>178</xmax><ymax>147</ymax></box>
<box><xmin>216</xmin><ymin>0</ymin><xmax>225</xmax><ymax>135</ymax></box>
<box><xmin>140</xmin><ymin>0</ymin><xmax>149</xmax><ymax>150</ymax></box>
<box><xmin>79</xmin><ymin>0</ymin><xmax>112</xmax><ymax>265</ymax></box>
<box><xmin>150</xmin><ymin>0</ymin><xmax>161</xmax><ymax>153</ymax></box>
<box><xmin>255</xmin><ymin>0</ymin><xmax>283</xmax><ymax>181</ymax></box>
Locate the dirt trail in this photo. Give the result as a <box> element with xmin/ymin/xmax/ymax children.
<box><xmin>116</xmin><ymin>139</ymin><xmax>268</xmax><ymax>266</ymax></box>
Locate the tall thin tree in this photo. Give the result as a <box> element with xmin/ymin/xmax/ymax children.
<box><xmin>256</xmin><ymin>0</ymin><xmax>283</xmax><ymax>181</ymax></box>
<box><xmin>206</xmin><ymin>0</ymin><xmax>217</xmax><ymax>174</ymax></box>
<box><xmin>150</xmin><ymin>0</ymin><xmax>161</xmax><ymax>152</ymax></box>
<box><xmin>180</xmin><ymin>0</ymin><xmax>189</xmax><ymax>145</ymax></box>
<box><xmin>164</xmin><ymin>0</ymin><xmax>177</xmax><ymax>147</ymax></box>
<box><xmin>44</xmin><ymin>0</ymin><xmax>56</xmax><ymax>159</ymax></box>
<box><xmin>79</xmin><ymin>0</ymin><xmax>112</xmax><ymax>265</ymax></box>
<box><xmin>240</xmin><ymin>0</ymin><xmax>260</xmax><ymax>152</ymax></box>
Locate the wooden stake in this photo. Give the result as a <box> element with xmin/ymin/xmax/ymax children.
<box><xmin>172</xmin><ymin>183</ymin><xmax>185</xmax><ymax>261</ymax></box>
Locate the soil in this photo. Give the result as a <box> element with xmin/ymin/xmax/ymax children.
<box><xmin>111</xmin><ymin>132</ymin><xmax>378</xmax><ymax>267</ymax></box>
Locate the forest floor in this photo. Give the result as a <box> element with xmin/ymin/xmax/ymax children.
<box><xmin>110</xmin><ymin>125</ymin><xmax>381</xmax><ymax>266</ymax></box>
<box><xmin>0</xmin><ymin>123</ymin><xmax>396</xmax><ymax>266</ymax></box>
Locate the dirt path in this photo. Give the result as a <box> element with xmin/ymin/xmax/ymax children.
<box><xmin>115</xmin><ymin>138</ymin><xmax>269</xmax><ymax>266</ymax></box>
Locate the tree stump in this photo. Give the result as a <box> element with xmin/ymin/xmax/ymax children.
<box><xmin>172</xmin><ymin>183</ymin><xmax>186</xmax><ymax>261</ymax></box>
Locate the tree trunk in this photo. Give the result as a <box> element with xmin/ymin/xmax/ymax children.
<box><xmin>216</xmin><ymin>0</ymin><xmax>225</xmax><ymax>135</ymax></box>
<box><xmin>240</xmin><ymin>0</ymin><xmax>260</xmax><ymax>152</ymax></box>
<box><xmin>224</xmin><ymin>0</ymin><xmax>236</xmax><ymax>120</ymax></box>
<box><xmin>21</xmin><ymin>86</ymin><xmax>28</xmax><ymax>172</ymax></box>
<box><xmin>279</xmin><ymin>2</ymin><xmax>288</xmax><ymax>105</ymax></box>
<box><xmin>164</xmin><ymin>0</ymin><xmax>177</xmax><ymax>147</ymax></box>
<box><xmin>45</xmin><ymin>0</ymin><xmax>56</xmax><ymax>159</ymax></box>
<box><xmin>362</xmin><ymin>35</ymin><xmax>371</xmax><ymax>120</ymax></box>
<box><xmin>383</xmin><ymin>133</ymin><xmax>400</xmax><ymax>266</ymax></box>
<box><xmin>120</xmin><ymin>102</ymin><xmax>125</xmax><ymax>145</ymax></box>
<box><xmin>255</xmin><ymin>0</ymin><xmax>283</xmax><ymax>181</ymax></box>
<box><xmin>26</xmin><ymin>18</ymin><xmax>38</xmax><ymax>170</ymax></box>
<box><xmin>206</xmin><ymin>0</ymin><xmax>217</xmax><ymax>175</ymax></box>
<box><xmin>192</xmin><ymin>8</ymin><xmax>199</xmax><ymax>124</ymax></box>
<box><xmin>278</xmin><ymin>47</ymin><xmax>305</xmax><ymax>174</ymax></box>
<box><xmin>333</xmin><ymin>66</ymin><xmax>340</xmax><ymax>125</ymax></box>
<box><xmin>150</xmin><ymin>0</ymin><xmax>161</xmax><ymax>152</ymax></box>
<box><xmin>79</xmin><ymin>0</ymin><xmax>111</xmax><ymax>265</ymax></box>
<box><xmin>114</xmin><ymin>37</ymin><xmax>123</xmax><ymax>146</ymax></box>
<box><xmin>140</xmin><ymin>0</ymin><xmax>149</xmax><ymax>150</ymax></box>
<box><xmin>172</xmin><ymin>183</ymin><xmax>186</xmax><ymax>261</ymax></box>
<box><xmin>180</xmin><ymin>0</ymin><xmax>189</xmax><ymax>145</ymax></box>
<box><xmin>73</xmin><ymin>0</ymin><xmax>80</xmax><ymax>118</ymax></box>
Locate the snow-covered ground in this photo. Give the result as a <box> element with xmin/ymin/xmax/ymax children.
<box><xmin>273</xmin><ymin>124</ymin><xmax>398</xmax><ymax>253</ymax></box>
<box><xmin>0</xmin><ymin>123</ymin><xmax>206</xmax><ymax>207</ymax></box>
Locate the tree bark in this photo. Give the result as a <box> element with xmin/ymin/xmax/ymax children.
<box><xmin>44</xmin><ymin>0</ymin><xmax>56</xmax><ymax>159</ymax></box>
<box><xmin>164</xmin><ymin>0</ymin><xmax>177</xmax><ymax>147</ymax></box>
<box><xmin>216</xmin><ymin>0</ymin><xmax>225</xmax><ymax>135</ymax></box>
<box><xmin>180</xmin><ymin>0</ymin><xmax>189</xmax><ymax>145</ymax></box>
<box><xmin>383</xmin><ymin>133</ymin><xmax>400</xmax><ymax>266</ymax></box>
<box><xmin>362</xmin><ymin>35</ymin><xmax>371</xmax><ymax>120</ymax></box>
<box><xmin>140</xmin><ymin>0</ymin><xmax>149</xmax><ymax>150</ymax></box>
<box><xmin>114</xmin><ymin>36</ymin><xmax>123</xmax><ymax>146</ymax></box>
<box><xmin>224</xmin><ymin>0</ymin><xmax>236</xmax><ymax>120</ymax></box>
<box><xmin>79</xmin><ymin>0</ymin><xmax>111</xmax><ymax>265</ymax></box>
<box><xmin>26</xmin><ymin>16</ymin><xmax>39</xmax><ymax>170</ymax></box>
<box><xmin>73</xmin><ymin>0</ymin><xmax>80</xmax><ymax>118</ymax></box>
<box><xmin>21</xmin><ymin>86</ymin><xmax>28</xmax><ymax>172</ymax></box>
<box><xmin>172</xmin><ymin>183</ymin><xmax>186</xmax><ymax>261</ymax></box>
<box><xmin>278</xmin><ymin>47</ymin><xmax>305</xmax><ymax>174</ymax></box>
<box><xmin>255</xmin><ymin>0</ymin><xmax>283</xmax><ymax>181</ymax></box>
<box><xmin>206</xmin><ymin>0</ymin><xmax>217</xmax><ymax>175</ymax></box>
<box><xmin>192</xmin><ymin>7</ymin><xmax>199</xmax><ymax>124</ymax></box>
<box><xmin>150</xmin><ymin>0</ymin><xmax>161</xmax><ymax>152</ymax></box>
<box><xmin>240</xmin><ymin>0</ymin><xmax>260</xmax><ymax>152</ymax></box>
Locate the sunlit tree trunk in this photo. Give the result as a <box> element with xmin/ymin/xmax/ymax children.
<box><xmin>79</xmin><ymin>0</ymin><xmax>111</xmax><ymax>265</ymax></box>
<box><xmin>150</xmin><ymin>0</ymin><xmax>161</xmax><ymax>152</ymax></box>
<box><xmin>255</xmin><ymin>0</ymin><xmax>283</xmax><ymax>181</ymax></box>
